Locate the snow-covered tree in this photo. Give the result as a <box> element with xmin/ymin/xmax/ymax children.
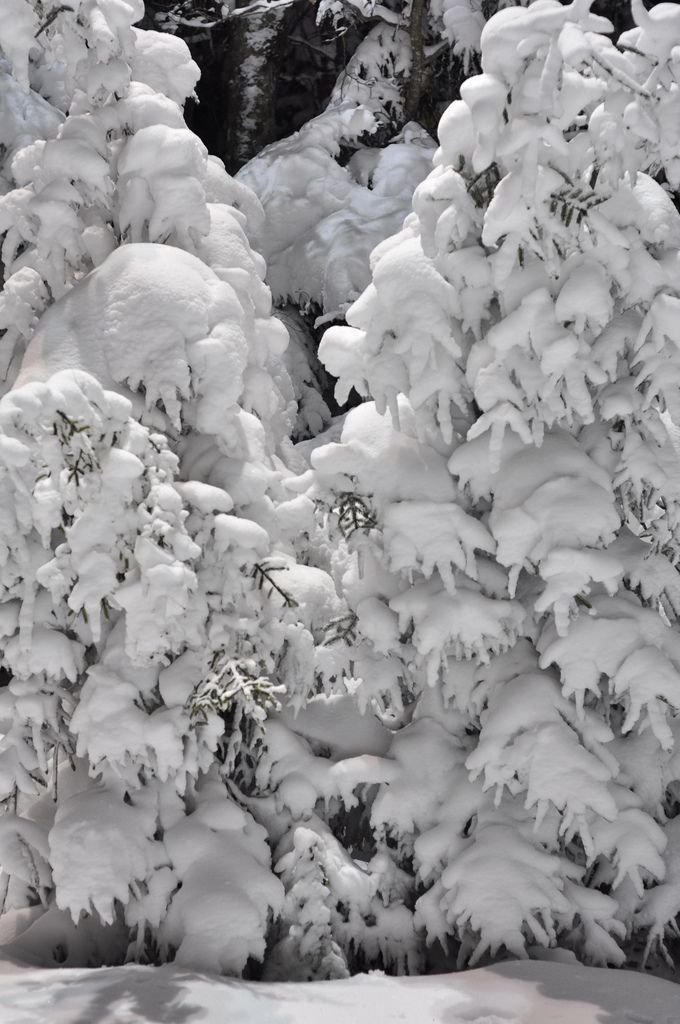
<box><xmin>0</xmin><ymin>0</ymin><xmax>339</xmax><ymax>974</ymax></box>
<box><xmin>7</xmin><ymin>0</ymin><xmax>680</xmax><ymax>983</ymax></box>
<box><xmin>314</xmin><ymin>0</ymin><xmax>680</xmax><ymax>969</ymax></box>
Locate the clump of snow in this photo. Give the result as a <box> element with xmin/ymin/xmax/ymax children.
<box><xmin>14</xmin><ymin>244</ymin><xmax>249</xmax><ymax>435</ymax></box>
<box><xmin>0</xmin><ymin>0</ymin><xmax>38</xmax><ymax>92</ymax></box>
<box><xmin>239</xmin><ymin>115</ymin><xmax>434</xmax><ymax>317</ymax></box>
<box><xmin>130</xmin><ymin>28</ymin><xmax>200</xmax><ymax>107</ymax></box>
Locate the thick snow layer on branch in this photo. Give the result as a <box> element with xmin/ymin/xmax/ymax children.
<box><xmin>14</xmin><ymin>244</ymin><xmax>253</xmax><ymax>436</ymax></box>
<box><xmin>0</xmin><ymin>65</ymin><xmax>63</xmax><ymax>173</ymax></box>
<box><xmin>239</xmin><ymin>118</ymin><xmax>434</xmax><ymax>316</ymax></box>
<box><xmin>310</xmin><ymin>398</ymin><xmax>456</xmax><ymax>504</ymax></box>
<box><xmin>130</xmin><ymin>28</ymin><xmax>200</xmax><ymax>106</ymax></box>
<box><xmin>0</xmin><ymin>0</ymin><xmax>38</xmax><ymax>92</ymax></box>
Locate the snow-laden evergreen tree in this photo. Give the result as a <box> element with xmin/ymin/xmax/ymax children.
<box><xmin>0</xmin><ymin>0</ymin><xmax>345</xmax><ymax>974</ymax></box>
<box><xmin>312</xmin><ymin>0</ymin><xmax>680</xmax><ymax>969</ymax></box>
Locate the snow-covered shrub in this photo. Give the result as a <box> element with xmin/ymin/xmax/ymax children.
<box><xmin>314</xmin><ymin>0</ymin><xmax>680</xmax><ymax>969</ymax></box>
<box><xmin>254</xmin><ymin>692</ymin><xmax>423</xmax><ymax>978</ymax></box>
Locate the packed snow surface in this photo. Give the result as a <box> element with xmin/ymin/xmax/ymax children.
<box><xmin>0</xmin><ymin>957</ymin><xmax>678</xmax><ymax>1023</ymax></box>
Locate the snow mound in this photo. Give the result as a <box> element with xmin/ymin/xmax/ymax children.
<box><xmin>14</xmin><ymin>243</ymin><xmax>252</xmax><ymax>435</ymax></box>
<box><xmin>0</xmin><ymin>957</ymin><xmax>677</xmax><ymax>1023</ymax></box>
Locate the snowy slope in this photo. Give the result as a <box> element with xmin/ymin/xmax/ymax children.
<box><xmin>0</xmin><ymin>957</ymin><xmax>678</xmax><ymax>1023</ymax></box>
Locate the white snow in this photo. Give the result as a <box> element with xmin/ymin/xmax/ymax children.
<box><xmin>130</xmin><ymin>29</ymin><xmax>200</xmax><ymax>107</ymax></box>
<box><xmin>0</xmin><ymin>956</ymin><xmax>677</xmax><ymax>1023</ymax></box>
<box><xmin>0</xmin><ymin>0</ymin><xmax>38</xmax><ymax>93</ymax></box>
<box><xmin>238</xmin><ymin>116</ymin><xmax>435</xmax><ymax>317</ymax></box>
<box><xmin>13</xmin><ymin>244</ymin><xmax>249</xmax><ymax>434</ymax></box>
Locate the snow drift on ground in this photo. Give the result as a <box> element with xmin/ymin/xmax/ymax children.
<box><xmin>0</xmin><ymin>956</ymin><xmax>678</xmax><ymax>1023</ymax></box>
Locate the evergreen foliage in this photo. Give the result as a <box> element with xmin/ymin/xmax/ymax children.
<box><xmin>317</xmin><ymin>0</ymin><xmax>680</xmax><ymax>970</ymax></box>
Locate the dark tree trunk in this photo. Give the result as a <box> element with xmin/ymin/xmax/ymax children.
<box><xmin>405</xmin><ymin>0</ymin><xmax>425</xmax><ymax>123</ymax></box>
<box><xmin>223</xmin><ymin>0</ymin><xmax>301</xmax><ymax>172</ymax></box>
